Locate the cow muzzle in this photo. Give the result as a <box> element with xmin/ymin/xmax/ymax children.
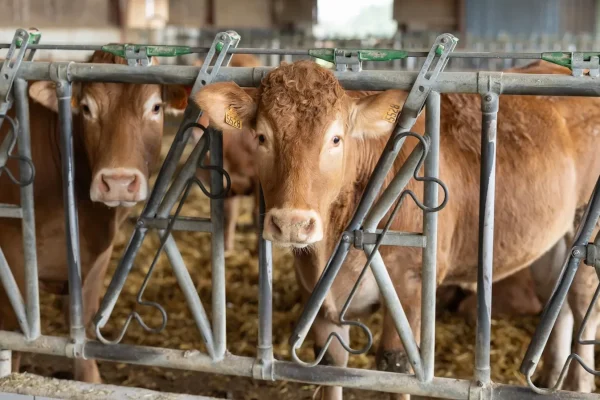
<box><xmin>263</xmin><ymin>208</ymin><xmax>323</xmax><ymax>247</ymax></box>
<box><xmin>90</xmin><ymin>168</ymin><xmax>148</xmax><ymax>208</ymax></box>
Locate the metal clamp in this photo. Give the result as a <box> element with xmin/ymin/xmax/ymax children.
<box><xmin>572</xmin><ymin>52</ymin><xmax>600</xmax><ymax>78</ymax></box>
<box><xmin>1</xmin><ymin>28</ymin><xmax>41</xmax><ymax>124</ymax></box>
<box><xmin>0</xmin><ymin>28</ymin><xmax>40</xmax><ymax>186</ymax></box>
<box><xmin>124</xmin><ymin>44</ymin><xmax>150</xmax><ymax>67</ymax></box>
<box><xmin>334</xmin><ymin>49</ymin><xmax>362</xmax><ymax>72</ymax></box>
<box><xmin>191</xmin><ymin>30</ymin><xmax>241</xmax><ymax>95</ymax></box>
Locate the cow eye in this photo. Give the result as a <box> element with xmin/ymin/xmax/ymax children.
<box><xmin>152</xmin><ymin>104</ymin><xmax>162</xmax><ymax>114</ymax></box>
<box><xmin>81</xmin><ymin>104</ymin><xmax>91</xmax><ymax>116</ymax></box>
<box><xmin>332</xmin><ymin>136</ymin><xmax>341</xmax><ymax>146</ymax></box>
<box><xmin>258</xmin><ymin>134</ymin><xmax>266</xmax><ymax>144</ymax></box>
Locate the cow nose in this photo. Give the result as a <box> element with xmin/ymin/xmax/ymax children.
<box><xmin>263</xmin><ymin>208</ymin><xmax>323</xmax><ymax>246</ymax></box>
<box><xmin>90</xmin><ymin>168</ymin><xmax>147</xmax><ymax>207</ymax></box>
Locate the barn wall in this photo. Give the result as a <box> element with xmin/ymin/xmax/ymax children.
<box><xmin>0</xmin><ymin>0</ymin><xmax>117</xmax><ymax>27</ymax></box>
<box><xmin>274</xmin><ymin>0</ymin><xmax>316</xmax><ymax>29</ymax></box>
<box><xmin>393</xmin><ymin>0</ymin><xmax>460</xmax><ymax>32</ymax></box>
<box><xmin>464</xmin><ymin>0</ymin><xmax>597</xmax><ymax>37</ymax></box>
<box><xmin>168</xmin><ymin>0</ymin><xmax>209</xmax><ymax>27</ymax></box>
<box><xmin>214</xmin><ymin>0</ymin><xmax>273</xmax><ymax>28</ymax></box>
<box><xmin>560</xmin><ymin>0</ymin><xmax>596</xmax><ymax>34</ymax></box>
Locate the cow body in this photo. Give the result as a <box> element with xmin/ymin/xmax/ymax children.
<box><xmin>194</xmin><ymin>60</ymin><xmax>600</xmax><ymax>399</ymax></box>
<box><xmin>0</xmin><ymin>52</ymin><xmax>186</xmax><ymax>382</ymax></box>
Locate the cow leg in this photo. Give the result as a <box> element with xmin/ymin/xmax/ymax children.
<box><xmin>376</xmin><ymin>268</ymin><xmax>422</xmax><ymax>400</ymax></box>
<box><xmin>563</xmin><ymin>263</ymin><xmax>599</xmax><ymax>393</ymax></box>
<box><xmin>311</xmin><ymin>315</ymin><xmax>349</xmax><ymax>400</ymax></box>
<box><xmin>224</xmin><ymin>196</ymin><xmax>239</xmax><ymax>254</ymax></box>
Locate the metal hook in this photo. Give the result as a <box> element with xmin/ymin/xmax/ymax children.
<box><xmin>0</xmin><ymin>115</ymin><xmax>35</xmax><ymax>187</ymax></box>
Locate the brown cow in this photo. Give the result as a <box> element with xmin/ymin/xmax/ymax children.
<box><xmin>191</xmin><ymin>54</ymin><xmax>262</xmax><ymax>253</ymax></box>
<box><xmin>0</xmin><ymin>52</ymin><xmax>187</xmax><ymax>382</ymax></box>
<box><xmin>194</xmin><ymin>59</ymin><xmax>600</xmax><ymax>399</ymax></box>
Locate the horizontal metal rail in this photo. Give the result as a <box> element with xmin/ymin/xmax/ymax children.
<box><xmin>12</xmin><ymin>62</ymin><xmax>600</xmax><ymax>96</ymax></box>
<box><xmin>0</xmin><ymin>43</ymin><xmax>547</xmax><ymax>60</ymax></box>
<box><xmin>0</xmin><ymin>332</ymin><xmax>597</xmax><ymax>400</ymax></box>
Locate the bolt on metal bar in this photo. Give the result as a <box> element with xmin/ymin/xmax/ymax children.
<box><xmin>55</xmin><ymin>79</ymin><xmax>85</xmax><ymax>345</ymax></box>
<box><xmin>474</xmin><ymin>91</ymin><xmax>499</xmax><ymax>385</ymax></box>
<box><xmin>421</xmin><ymin>91</ymin><xmax>441</xmax><ymax>382</ymax></box>
<box><xmin>210</xmin><ymin>128</ymin><xmax>226</xmax><ymax>360</ymax></box>
<box><xmin>14</xmin><ymin>78</ymin><xmax>40</xmax><ymax>340</ymax></box>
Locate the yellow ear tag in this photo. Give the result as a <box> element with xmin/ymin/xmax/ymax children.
<box><xmin>71</xmin><ymin>97</ymin><xmax>78</xmax><ymax>108</ymax></box>
<box><xmin>383</xmin><ymin>104</ymin><xmax>401</xmax><ymax>124</ymax></box>
<box><xmin>224</xmin><ymin>106</ymin><xmax>242</xmax><ymax>129</ymax></box>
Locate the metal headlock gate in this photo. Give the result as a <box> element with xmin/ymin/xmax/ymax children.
<box><xmin>1</xmin><ymin>27</ymin><xmax>600</xmax><ymax>400</ymax></box>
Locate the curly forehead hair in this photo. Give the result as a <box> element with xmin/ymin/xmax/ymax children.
<box><xmin>258</xmin><ymin>60</ymin><xmax>347</xmax><ymax>129</ymax></box>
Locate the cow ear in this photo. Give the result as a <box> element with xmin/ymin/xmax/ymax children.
<box><xmin>163</xmin><ymin>84</ymin><xmax>189</xmax><ymax>116</ymax></box>
<box><xmin>193</xmin><ymin>82</ymin><xmax>257</xmax><ymax>132</ymax></box>
<box><xmin>29</xmin><ymin>81</ymin><xmax>81</xmax><ymax>114</ymax></box>
<box><xmin>348</xmin><ymin>89</ymin><xmax>408</xmax><ymax>138</ymax></box>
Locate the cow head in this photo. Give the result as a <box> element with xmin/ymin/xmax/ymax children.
<box><xmin>29</xmin><ymin>51</ymin><xmax>188</xmax><ymax>207</ymax></box>
<box><xmin>194</xmin><ymin>60</ymin><xmax>404</xmax><ymax>249</ymax></box>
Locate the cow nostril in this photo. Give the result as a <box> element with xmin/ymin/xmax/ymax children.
<box><xmin>99</xmin><ymin>175</ymin><xmax>111</xmax><ymax>193</ymax></box>
<box><xmin>127</xmin><ymin>175</ymin><xmax>140</xmax><ymax>193</ymax></box>
<box><xmin>302</xmin><ymin>218</ymin><xmax>316</xmax><ymax>235</ymax></box>
<box><xmin>269</xmin><ymin>215</ymin><xmax>283</xmax><ymax>236</ymax></box>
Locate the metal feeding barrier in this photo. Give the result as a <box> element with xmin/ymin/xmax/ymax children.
<box><xmin>0</xmin><ymin>26</ymin><xmax>600</xmax><ymax>400</ymax></box>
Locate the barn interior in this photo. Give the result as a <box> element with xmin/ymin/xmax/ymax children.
<box><xmin>1</xmin><ymin>0</ymin><xmax>600</xmax><ymax>399</ymax></box>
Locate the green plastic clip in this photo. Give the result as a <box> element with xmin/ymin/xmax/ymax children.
<box><xmin>102</xmin><ymin>44</ymin><xmax>194</xmax><ymax>59</ymax></box>
<box><xmin>541</xmin><ymin>52</ymin><xmax>600</xmax><ymax>69</ymax></box>
<box><xmin>309</xmin><ymin>48</ymin><xmax>409</xmax><ymax>64</ymax></box>
<box><xmin>15</xmin><ymin>29</ymin><xmax>41</xmax><ymax>48</ymax></box>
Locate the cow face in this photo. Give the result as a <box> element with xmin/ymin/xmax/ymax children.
<box><xmin>29</xmin><ymin>52</ymin><xmax>188</xmax><ymax>207</ymax></box>
<box><xmin>194</xmin><ymin>60</ymin><xmax>403</xmax><ymax>249</ymax></box>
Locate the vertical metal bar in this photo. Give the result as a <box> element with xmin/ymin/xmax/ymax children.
<box><xmin>210</xmin><ymin>128</ymin><xmax>226</xmax><ymax>360</ymax></box>
<box><xmin>474</xmin><ymin>91</ymin><xmax>499</xmax><ymax>385</ymax></box>
<box><xmin>56</xmin><ymin>80</ymin><xmax>85</xmax><ymax>344</ymax></box>
<box><xmin>420</xmin><ymin>91</ymin><xmax>440</xmax><ymax>382</ymax></box>
<box><xmin>14</xmin><ymin>78</ymin><xmax>40</xmax><ymax>340</ymax></box>
<box><xmin>0</xmin><ymin>349</ymin><xmax>10</xmax><ymax>378</ymax></box>
<box><xmin>257</xmin><ymin>188</ymin><xmax>273</xmax><ymax>369</ymax></box>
